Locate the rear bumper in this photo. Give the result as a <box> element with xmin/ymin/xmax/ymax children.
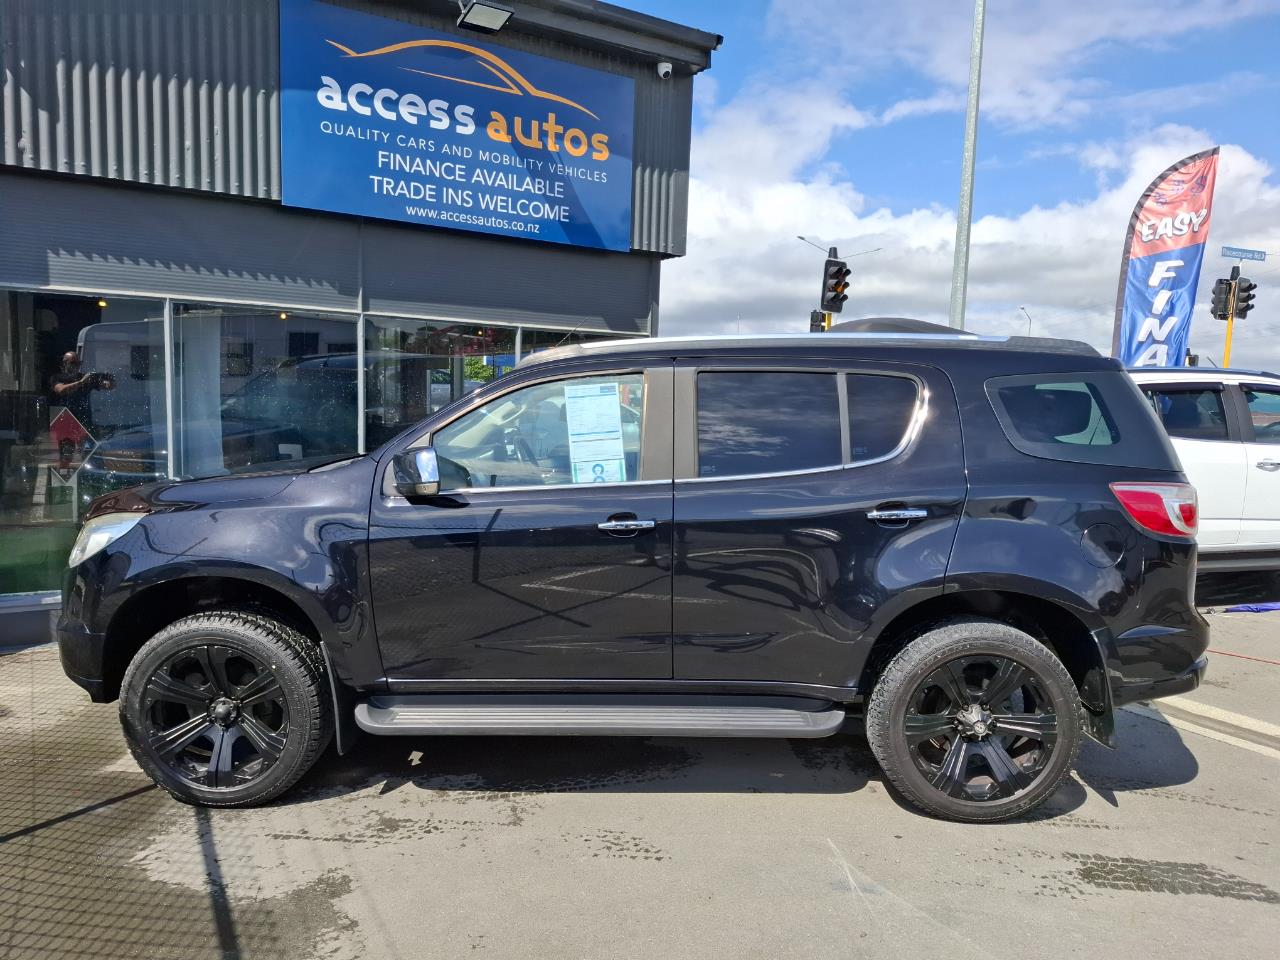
<box><xmin>1195</xmin><ymin>549</ymin><xmax>1280</xmax><ymax>574</ymax></box>
<box><xmin>1112</xmin><ymin>654</ymin><xmax>1208</xmax><ymax>707</ymax></box>
<box><xmin>56</xmin><ymin>615</ymin><xmax>109</xmax><ymax>702</ymax></box>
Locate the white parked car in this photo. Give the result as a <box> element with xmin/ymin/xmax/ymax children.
<box><xmin>1129</xmin><ymin>367</ymin><xmax>1280</xmax><ymax>571</ymax></box>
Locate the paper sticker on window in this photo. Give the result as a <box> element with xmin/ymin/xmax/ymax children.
<box><xmin>565</xmin><ymin>382</ymin><xmax>626</xmax><ymax>483</ymax></box>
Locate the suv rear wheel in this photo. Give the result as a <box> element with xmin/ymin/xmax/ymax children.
<box><xmin>119</xmin><ymin>610</ymin><xmax>332</xmax><ymax>807</ymax></box>
<box><xmin>866</xmin><ymin>620</ymin><xmax>1081</xmax><ymax>822</ymax></box>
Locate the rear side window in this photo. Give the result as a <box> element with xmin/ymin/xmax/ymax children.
<box><xmin>847</xmin><ymin>374</ymin><xmax>919</xmax><ymax>461</ymax></box>
<box><xmin>1242</xmin><ymin>387</ymin><xmax>1280</xmax><ymax>444</ymax></box>
<box><xmin>1142</xmin><ymin>387</ymin><xmax>1229</xmax><ymax>441</ymax></box>
<box><xmin>986</xmin><ymin>372</ymin><xmax>1180</xmax><ymax>470</ymax></box>
<box><xmin>697</xmin><ymin>372</ymin><xmax>840</xmax><ymax>477</ymax></box>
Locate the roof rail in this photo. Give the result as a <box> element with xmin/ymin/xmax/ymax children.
<box><xmin>1128</xmin><ymin>366</ymin><xmax>1280</xmax><ymax>379</ymax></box>
<box><xmin>519</xmin><ymin>331</ymin><xmax>1100</xmax><ymax>367</ymax></box>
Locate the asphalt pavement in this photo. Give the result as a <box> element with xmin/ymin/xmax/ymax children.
<box><xmin>2</xmin><ymin>611</ymin><xmax>1278</xmax><ymax>960</ymax></box>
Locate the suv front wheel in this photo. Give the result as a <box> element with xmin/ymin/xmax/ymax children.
<box><xmin>119</xmin><ymin>610</ymin><xmax>333</xmax><ymax>807</ymax></box>
<box><xmin>866</xmin><ymin>620</ymin><xmax>1082</xmax><ymax>822</ymax></box>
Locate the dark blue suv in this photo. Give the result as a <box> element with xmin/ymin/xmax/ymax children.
<box><xmin>57</xmin><ymin>333</ymin><xmax>1208</xmax><ymax>821</ymax></box>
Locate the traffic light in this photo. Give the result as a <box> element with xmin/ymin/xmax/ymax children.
<box><xmin>1210</xmin><ymin>278</ymin><xmax>1233</xmax><ymax>321</ymax></box>
<box><xmin>821</xmin><ymin>257</ymin><xmax>850</xmax><ymax>313</ymax></box>
<box><xmin>1235</xmin><ymin>277</ymin><xmax>1257</xmax><ymax>319</ymax></box>
<box><xmin>809</xmin><ymin>310</ymin><xmax>826</xmax><ymax>333</ymax></box>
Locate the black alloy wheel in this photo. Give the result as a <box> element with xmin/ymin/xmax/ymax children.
<box><xmin>904</xmin><ymin>654</ymin><xmax>1057</xmax><ymax>802</ymax></box>
<box><xmin>866</xmin><ymin>620</ymin><xmax>1082</xmax><ymax>822</ymax></box>
<box><xmin>120</xmin><ymin>610</ymin><xmax>332</xmax><ymax>807</ymax></box>
<box><xmin>141</xmin><ymin>644</ymin><xmax>290</xmax><ymax>790</ymax></box>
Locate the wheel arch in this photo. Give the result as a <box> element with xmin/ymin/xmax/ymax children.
<box><xmin>860</xmin><ymin>588</ymin><xmax>1114</xmax><ymax>745</ymax></box>
<box><xmin>101</xmin><ymin>571</ymin><xmax>363</xmax><ymax>755</ymax></box>
<box><xmin>102</xmin><ymin>573</ymin><xmax>323</xmax><ymax>701</ymax></box>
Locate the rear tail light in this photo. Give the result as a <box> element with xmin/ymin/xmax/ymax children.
<box><xmin>1109</xmin><ymin>482</ymin><xmax>1198</xmax><ymax>539</ymax></box>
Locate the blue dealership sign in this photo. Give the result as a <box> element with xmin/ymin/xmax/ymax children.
<box><xmin>279</xmin><ymin>0</ymin><xmax>635</xmax><ymax>251</ymax></box>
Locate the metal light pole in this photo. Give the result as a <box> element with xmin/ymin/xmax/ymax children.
<box><xmin>1020</xmin><ymin>306</ymin><xmax>1033</xmax><ymax>337</ymax></box>
<box><xmin>948</xmin><ymin>0</ymin><xmax>987</xmax><ymax>330</ymax></box>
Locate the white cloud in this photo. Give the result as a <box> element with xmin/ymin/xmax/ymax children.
<box><xmin>878</xmin><ymin>91</ymin><xmax>965</xmax><ymax>125</ymax></box>
<box><xmin>688</xmin><ymin>83</ymin><xmax>874</xmax><ymax>185</ymax></box>
<box><xmin>661</xmin><ymin>114</ymin><xmax>1280</xmax><ymax>370</ymax></box>
<box><xmin>766</xmin><ymin>0</ymin><xmax>1280</xmax><ymax>129</ymax></box>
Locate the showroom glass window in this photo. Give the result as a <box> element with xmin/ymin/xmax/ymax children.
<box><xmin>172</xmin><ymin>304</ymin><xmax>358</xmax><ymax>478</ymax></box>
<box><xmin>364</xmin><ymin>318</ymin><xmax>517</xmax><ymax>449</ymax></box>
<box><xmin>0</xmin><ymin>292</ymin><xmax>165</xmax><ymax>594</ymax></box>
<box><xmin>431</xmin><ymin>373</ymin><xmax>645</xmax><ymax>489</ymax></box>
<box><xmin>520</xmin><ymin>328</ymin><xmax>620</xmax><ymax>357</ymax></box>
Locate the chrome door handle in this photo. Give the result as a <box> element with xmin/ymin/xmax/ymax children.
<box><xmin>865</xmin><ymin>508</ymin><xmax>928</xmax><ymax>522</ymax></box>
<box><xmin>597</xmin><ymin>519</ymin><xmax>656</xmax><ymax>532</ymax></box>
<box><xmin>1257</xmin><ymin>460</ymin><xmax>1280</xmax><ymax>471</ymax></box>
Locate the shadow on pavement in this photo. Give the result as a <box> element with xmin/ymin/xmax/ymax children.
<box><xmin>292</xmin><ymin>728</ymin><xmax>879</xmax><ymax>803</ymax></box>
<box><xmin>0</xmin><ymin>642</ymin><xmax>1212</xmax><ymax>960</ymax></box>
<box><xmin>1071</xmin><ymin>707</ymin><xmax>1201</xmax><ymax>807</ymax></box>
<box><xmin>288</xmin><ymin>705</ymin><xmax>1202</xmax><ymax>824</ymax></box>
<box><xmin>0</xmin><ymin>645</ymin><xmax>330</xmax><ymax>960</ymax></box>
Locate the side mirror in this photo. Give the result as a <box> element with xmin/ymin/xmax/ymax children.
<box><xmin>392</xmin><ymin>448</ymin><xmax>441</xmax><ymax>498</ymax></box>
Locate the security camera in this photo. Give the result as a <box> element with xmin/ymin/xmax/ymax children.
<box><xmin>656</xmin><ymin>61</ymin><xmax>673</xmax><ymax>80</ymax></box>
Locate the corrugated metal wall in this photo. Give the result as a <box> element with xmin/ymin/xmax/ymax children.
<box><xmin>0</xmin><ymin>0</ymin><xmax>692</xmax><ymax>255</ymax></box>
<box><xmin>0</xmin><ymin>169</ymin><xmax>658</xmax><ymax>334</ymax></box>
<box><xmin>0</xmin><ymin>0</ymin><xmax>279</xmax><ymax>198</ymax></box>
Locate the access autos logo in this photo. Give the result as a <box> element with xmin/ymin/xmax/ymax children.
<box><xmin>314</xmin><ymin>36</ymin><xmax>612</xmax><ymax>161</ymax></box>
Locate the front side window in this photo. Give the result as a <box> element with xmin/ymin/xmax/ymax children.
<box><xmin>431</xmin><ymin>373</ymin><xmax>645</xmax><ymax>489</ymax></box>
<box><xmin>1142</xmin><ymin>387</ymin><xmax>1228</xmax><ymax>441</ymax></box>
<box><xmin>1242</xmin><ymin>387</ymin><xmax>1280</xmax><ymax>444</ymax></box>
<box><xmin>697</xmin><ymin>372</ymin><xmax>840</xmax><ymax>478</ymax></box>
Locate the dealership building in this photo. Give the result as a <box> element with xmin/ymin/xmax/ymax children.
<box><xmin>0</xmin><ymin>0</ymin><xmax>718</xmax><ymax>638</ymax></box>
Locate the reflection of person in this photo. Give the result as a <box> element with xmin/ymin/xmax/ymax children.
<box><xmin>48</xmin><ymin>351</ymin><xmax>113</xmax><ymax>428</ymax></box>
<box><xmin>591</xmin><ymin>463</ymin><xmax>606</xmax><ymax>482</ymax></box>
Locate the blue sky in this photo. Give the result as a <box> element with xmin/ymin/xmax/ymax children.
<box><xmin>625</xmin><ymin>0</ymin><xmax>1280</xmax><ymax>366</ymax></box>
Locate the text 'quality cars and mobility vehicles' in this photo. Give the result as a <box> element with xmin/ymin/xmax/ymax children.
<box><xmin>58</xmin><ymin>333</ymin><xmax>1208</xmax><ymax>822</ymax></box>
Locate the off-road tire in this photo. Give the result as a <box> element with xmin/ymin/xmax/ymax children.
<box><xmin>865</xmin><ymin>619</ymin><xmax>1082</xmax><ymax>823</ymax></box>
<box><xmin>119</xmin><ymin>609</ymin><xmax>332</xmax><ymax>807</ymax></box>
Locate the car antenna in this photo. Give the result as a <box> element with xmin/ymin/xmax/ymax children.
<box><xmin>549</xmin><ymin>318</ymin><xmax>589</xmax><ymax>350</ymax></box>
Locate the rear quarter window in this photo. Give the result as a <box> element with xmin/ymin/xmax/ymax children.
<box><xmin>986</xmin><ymin>372</ymin><xmax>1180</xmax><ymax>470</ymax></box>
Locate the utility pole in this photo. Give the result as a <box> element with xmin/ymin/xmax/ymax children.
<box><xmin>948</xmin><ymin>0</ymin><xmax>987</xmax><ymax>330</ymax></box>
<box><xmin>1223</xmin><ymin>266</ymin><xmax>1238</xmax><ymax>367</ymax></box>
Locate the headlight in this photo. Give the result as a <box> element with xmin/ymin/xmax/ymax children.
<box><xmin>67</xmin><ymin>512</ymin><xmax>145</xmax><ymax>567</ymax></box>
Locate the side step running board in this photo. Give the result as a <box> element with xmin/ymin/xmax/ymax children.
<box><xmin>354</xmin><ymin>694</ymin><xmax>846</xmax><ymax>738</ymax></box>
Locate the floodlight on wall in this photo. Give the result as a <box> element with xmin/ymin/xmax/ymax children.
<box><xmin>456</xmin><ymin>0</ymin><xmax>513</xmax><ymax>32</ymax></box>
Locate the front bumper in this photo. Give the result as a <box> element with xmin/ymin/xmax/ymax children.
<box><xmin>56</xmin><ymin>615</ymin><xmax>109</xmax><ymax>702</ymax></box>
